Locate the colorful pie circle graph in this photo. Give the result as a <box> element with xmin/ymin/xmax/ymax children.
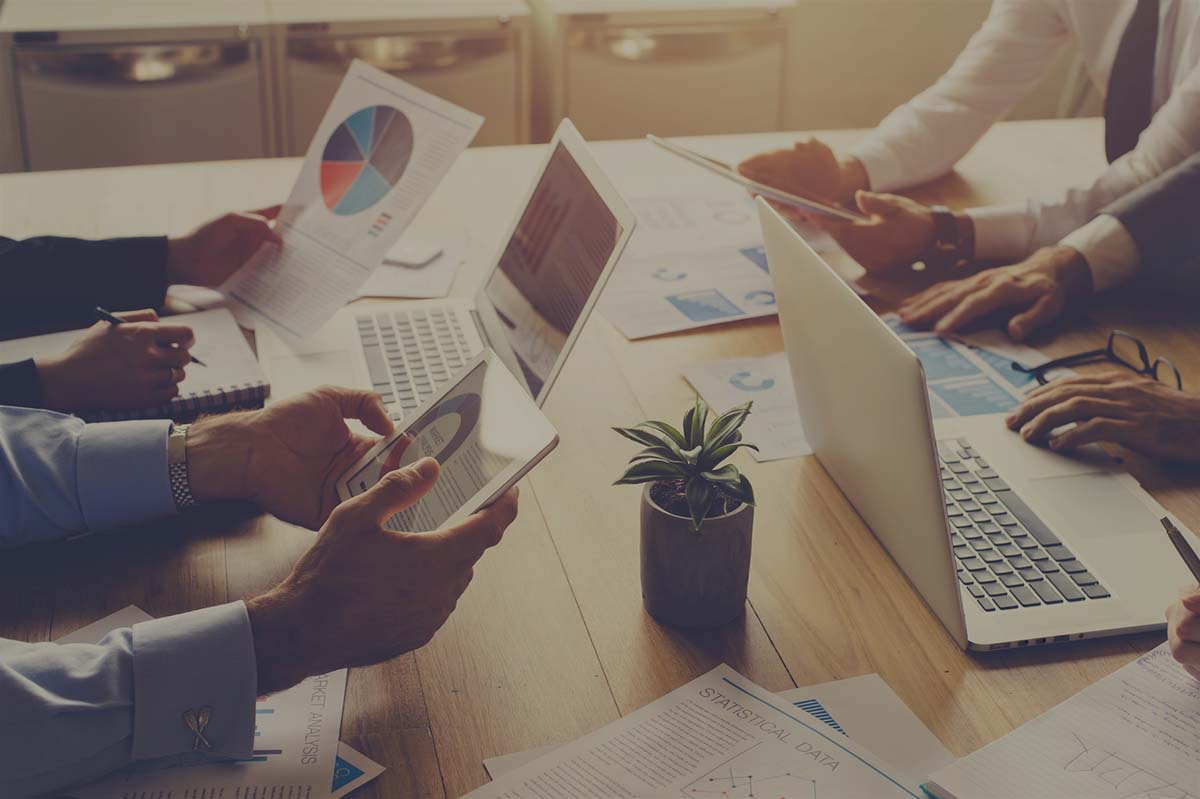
<box><xmin>320</xmin><ymin>105</ymin><xmax>413</xmax><ymax>216</ymax></box>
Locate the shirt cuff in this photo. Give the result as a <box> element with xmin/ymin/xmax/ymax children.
<box><xmin>1058</xmin><ymin>215</ymin><xmax>1141</xmax><ymax>292</ymax></box>
<box><xmin>131</xmin><ymin>601</ymin><xmax>257</xmax><ymax>762</ymax></box>
<box><xmin>965</xmin><ymin>203</ymin><xmax>1035</xmax><ymax>263</ymax></box>
<box><xmin>76</xmin><ymin>419</ymin><xmax>175</xmax><ymax>531</ymax></box>
<box><xmin>0</xmin><ymin>358</ymin><xmax>44</xmax><ymax>408</ymax></box>
<box><xmin>846</xmin><ymin>139</ymin><xmax>908</xmax><ymax>193</ymax></box>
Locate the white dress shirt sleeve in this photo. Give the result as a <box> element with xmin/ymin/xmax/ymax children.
<box><xmin>0</xmin><ymin>602</ymin><xmax>257</xmax><ymax>798</ymax></box>
<box><xmin>1059</xmin><ymin>214</ymin><xmax>1142</xmax><ymax>291</ymax></box>
<box><xmin>847</xmin><ymin>0</ymin><xmax>1070</xmax><ymax>192</ymax></box>
<box><xmin>970</xmin><ymin>62</ymin><xmax>1200</xmax><ymax>270</ymax></box>
<box><xmin>0</xmin><ymin>406</ymin><xmax>175</xmax><ymax>548</ymax></box>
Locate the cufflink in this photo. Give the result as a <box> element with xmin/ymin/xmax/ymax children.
<box><xmin>183</xmin><ymin>706</ymin><xmax>213</xmax><ymax>751</ymax></box>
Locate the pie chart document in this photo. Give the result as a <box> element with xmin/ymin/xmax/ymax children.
<box><xmin>222</xmin><ymin>59</ymin><xmax>483</xmax><ymax>340</ymax></box>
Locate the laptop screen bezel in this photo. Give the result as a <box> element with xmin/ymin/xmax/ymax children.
<box><xmin>470</xmin><ymin>118</ymin><xmax>637</xmax><ymax>407</ymax></box>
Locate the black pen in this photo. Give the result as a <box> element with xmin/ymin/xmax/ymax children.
<box><xmin>1162</xmin><ymin>517</ymin><xmax>1200</xmax><ymax>583</ymax></box>
<box><xmin>94</xmin><ymin>306</ymin><xmax>207</xmax><ymax>367</ymax></box>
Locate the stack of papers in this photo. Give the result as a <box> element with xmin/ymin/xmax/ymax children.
<box><xmin>469</xmin><ymin>664</ymin><xmax>936</xmax><ymax>798</ymax></box>
<box><xmin>57</xmin><ymin>607</ymin><xmax>383</xmax><ymax>799</ymax></box>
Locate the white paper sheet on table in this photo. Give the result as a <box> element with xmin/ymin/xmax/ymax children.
<box><xmin>484</xmin><ymin>673</ymin><xmax>953</xmax><ymax>786</ymax></box>
<box><xmin>221</xmin><ymin>59</ymin><xmax>482</xmax><ymax>340</ymax></box>
<box><xmin>465</xmin><ymin>664</ymin><xmax>926</xmax><ymax>799</ymax></box>
<box><xmin>683</xmin><ymin>352</ymin><xmax>811</xmax><ymax>462</ymax></box>
<box><xmin>56</xmin><ymin>606</ymin><xmax>369</xmax><ymax>799</ymax></box>
<box><xmin>925</xmin><ymin>643</ymin><xmax>1200</xmax><ymax>799</ymax></box>
<box><xmin>355</xmin><ymin>228</ymin><xmax>467</xmax><ymax>299</ymax></box>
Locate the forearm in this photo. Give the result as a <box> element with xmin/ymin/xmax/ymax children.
<box><xmin>0</xmin><ymin>602</ymin><xmax>257</xmax><ymax>798</ymax></box>
<box><xmin>0</xmin><ymin>236</ymin><xmax>169</xmax><ymax>337</ymax></box>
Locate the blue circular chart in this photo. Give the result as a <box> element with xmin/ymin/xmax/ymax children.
<box><xmin>320</xmin><ymin>105</ymin><xmax>413</xmax><ymax>216</ymax></box>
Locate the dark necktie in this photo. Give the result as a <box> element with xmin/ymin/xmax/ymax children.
<box><xmin>1105</xmin><ymin>0</ymin><xmax>1160</xmax><ymax>163</ymax></box>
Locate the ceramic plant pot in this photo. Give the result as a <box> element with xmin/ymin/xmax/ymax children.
<box><xmin>640</xmin><ymin>483</ymin><xmax>754</xmax><ymax>628</ymax></box>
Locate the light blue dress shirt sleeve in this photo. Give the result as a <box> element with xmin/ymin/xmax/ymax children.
<box><xmin>0</xmin><ymin>602</ymin><xmax>258</xmax><ymax>798</ymax></box>
<box><xmin>0</xmin><ymin>405</ymin><xmax>176</xmax><ymax>547</ymax></box>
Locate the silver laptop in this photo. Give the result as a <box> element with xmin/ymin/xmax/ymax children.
<box><xmin>258</xmin><ymin>118</ymin><xmax>636</xmax><ymax>418</ymax></box>
<box><xmin>757</xmin><ymin>198</ymin><xmax>1195</xmax><ymax>651</ymax></box>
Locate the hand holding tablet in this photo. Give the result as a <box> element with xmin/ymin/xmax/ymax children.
<box><xmin>337</xmin><ymin>350</ymin><xmax>559</xmax><ymax>532</ymax></box>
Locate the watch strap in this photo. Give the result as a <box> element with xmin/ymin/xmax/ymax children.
<box><xmin>168</xmin><ymin>424</ymin><xmax>197</xmax><ymax>511</ymax></box>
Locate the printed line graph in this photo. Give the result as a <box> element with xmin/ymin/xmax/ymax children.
<box><xmin>688</xmin><ymin>767</ymin><xmax>818</xmax><ymax>799</ymax></box>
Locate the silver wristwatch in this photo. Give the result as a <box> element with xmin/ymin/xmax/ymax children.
<box><xmin>168</xmin><ymin>423</ymin><xmax>197</xmax><ymax>510</ymax></box>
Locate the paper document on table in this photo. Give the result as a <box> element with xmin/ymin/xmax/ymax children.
<box><xmin>777</xmin><ymin>674</ymin><xmax>954</xmax><ymax>780</ymax></box>
<box><xmin>355</xmin><ymin>228</ymin><xmax>467</xmax><ymax>299</ymax></box>
<box><xmin>626</xmin><ymin>190</ymin><xmax>839</xmax><ymax>258</ymax></box>
<box><xmin>222</xmin><ymin>59</ymin><xmax>482</xmax><ymax>339</ymax></box>
<box><xmin>883</xmin><ymin>314</ymin><xmax>1066</xmax><ymax>417</ymax></box>
<box><xmin>463</xmin><ymin>664</ymin><xmax>926</xmax><ymax>799</ymax></box>
<box><xmin>925</xmin><ymin>643</ymin><xmax>1200</xmax><ymax>799</ymax></box>
<box><xmin>485</xmin><ymin>674</ymin><xmax>952</xmax><ymax>785</ymax></box>
<box><xmin>601</xmin><ymin>244</ymin><xmax>781</xmax><ymax>339</ymax></box>
<box><xmin>59</xmin><ymin>606</ymin><xmax>350</xmax><ymax>799</ymax></box>
<box><xmin>683</xmin><ymin>352</ymin><xmax>811</xmax><ymax>462</ymax></box>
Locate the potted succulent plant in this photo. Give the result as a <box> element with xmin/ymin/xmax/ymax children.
<box><xmin>614</xmin><ymin>397</ymin><xmax>757</xmax><ymax>628</ymax></box>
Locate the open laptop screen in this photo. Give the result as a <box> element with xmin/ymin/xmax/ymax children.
<box><xmin>483</xmin><ymin>142</ymin><xmax>624</xmax><ymax>397</ymax></box>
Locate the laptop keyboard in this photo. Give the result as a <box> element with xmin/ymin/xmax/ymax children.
<box><xmin>940</xmin><ymin>437</ymin><xmax>1111</xmax><ymax>613</ymax></box>
<box><xmin>355</xmin><ymin>308</ymin><xmax>479</xmax><ymax>417</ymax></box>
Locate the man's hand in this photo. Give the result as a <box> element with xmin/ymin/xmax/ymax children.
<box><xmin>898</xmin><ymin>245</ymin><xmax>1093</xmax><ymax>339</ymax></box>
<box><xmin>246</xmin><ymin>460</ymin><xmax>519</xmax><ymax>693</ymax></box>
<box><xmin>817</xmin><ymin>191</ymin><xmax>937</xmax><ymax>275</ymax></box>
<box><xmin>36</xmin><ymin>309</ymin><xmax>194</xmax><ymax>412</ymax></box>
<box><xmin>166</xmin><ymin>205</ymin><xmax>283</xmax><ymax>287</ymax></box>
<box><xmin>186</xmin><ymin>386</ymin><xmax>395</xmax><ymax>529</ymax></box>
<box><xmin>737</xmin><ymin>140</ymin><xmax>868</xmax><ymax>205</ymax></box>
<box><xmin>1004</xmin><ymin>372</ymin><xmax>1200</xmax><ymax>463</ymax></box>
<box><xmin>1167</xmin><ymin>587</ymin><xmax>1200</xmax><ymax>681</ymax></box>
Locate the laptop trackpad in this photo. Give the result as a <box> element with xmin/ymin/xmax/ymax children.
<box><xmin>1026</xmin><ymin>473</ymin><xmax>1156</xmax><ymax>541</ymax></box>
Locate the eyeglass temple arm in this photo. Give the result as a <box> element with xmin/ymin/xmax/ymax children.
<box><xmin>1010</xmin><ymin>347</ymin><xmax>1109</xmax><ymax>374</ymax></box>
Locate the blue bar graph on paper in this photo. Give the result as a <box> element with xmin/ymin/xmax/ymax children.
<box><xmin>793</xmin><ymin>699</ymin><xmax>848</xmax><ymax>736</ymax></box>
<box><xmin>666</xmin><ymin>289</ymin><xmax>744</xmax><ymax>323</ymax></box>
<box><xmin>908</xmin><ymin>338</ymin><xmax>980</xmax><ymax>381</ymax></box>
<box><xmin>740</xmin><ymin>246</ymin><xmax>770</xmax><ymax>273</ymax></box>
<box><xmin>931</xmin><ymin>376</ymin><xmax>1019</xmax><ymax>415</ymax></box>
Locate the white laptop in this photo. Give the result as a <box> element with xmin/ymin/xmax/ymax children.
<box><xmin>257</xmin><ymin>119</ymin><xmax>635</xmax><ymax>418</ymax></box>
<box><xmin>758</xmin><ymin>198</ymin><xmax>1196</xmax><ymax>651</ymax></box>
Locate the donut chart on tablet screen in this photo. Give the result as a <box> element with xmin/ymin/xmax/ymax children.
<box><xmin>319</xmin><ymin>105</ymin><xmax>413</xmax><ymax>216</ymax></box>
<box><xmin>407</xmin><ymin>392</ymin><xmax>482</xmax><ymax>465</ymax></box>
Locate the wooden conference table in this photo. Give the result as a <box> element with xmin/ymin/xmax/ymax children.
<box><xmin>3</xmin><ymin>118</ymin><xmax>1200</xmax><ymax>797</ymax></box>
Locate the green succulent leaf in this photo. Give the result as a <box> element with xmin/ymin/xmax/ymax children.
<box><xmin>685</xmin><ymin>476</ymin><xmax>714</xmax><ymax>531</ymax></box>
<box><xmin>612</xmin><ymin>426</ymin><xmax>667</xmax><ymax>449</ymax></box>
<box><xmin>721</xmin><ymin>473</ymin><xmax>756</xmax><ymax>506</ymax></box>
<box><xmin>703</xmin><ymin>441</ymin><xmax>760</xmax><ymax>469</ymax></box>
<box><xmin>637</xmin><ymin>420</ymin><xmax>688</xmax><ymax>449</ymax></box>
<box><xmin>683</xmin><ymin>396</ymin><xmax>709</xmax><ymax>448</ymax></box>
<box><xmin>614</xmin><ymin>459</ymin><xmax>688</xmax><ymax>485</ymax></box>
<box><xmin>700</xmin><ymin>464</ymin><xmax>742</xmax><ymax>485</ymax></box>
<box><xmin>704</xmin><ymin>401</ymin><xmax>753</xmax><ymax>454</ymax></box>
<box><xmin>630</xmin><ymin>445</ymin><xmax>682</xmax><ymax>464</ymax></box>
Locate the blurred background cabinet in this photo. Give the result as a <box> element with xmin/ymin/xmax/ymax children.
<box><xmin>273</xmin><ymin>2</ymin><xmax>530</xmax><ymax>153</ymax></box>
<box><xmin>528</xmin><ymin>0</ymin><xmax>793</xmax><ymax>142</ymax></box>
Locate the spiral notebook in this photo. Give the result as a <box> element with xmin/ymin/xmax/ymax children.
<box><xmin>0</xmin><ymin>307</ymin><xmax>269</xmax><ymax>422</ymax></box>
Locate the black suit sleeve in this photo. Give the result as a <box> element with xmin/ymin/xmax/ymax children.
<box><xmin>1103</xmin><ymin>152</ymin><xmax>1200</xmax><ymax>274</ymax></box>
<box><xmin>0</xmin><ymin>358</ymin><xmax>44</xmax><ymax>408</ymax></box>
<box><xmin>0</xmin><ymin>235</ymin><xmax>169</xmax><ymax>339</ymax></box>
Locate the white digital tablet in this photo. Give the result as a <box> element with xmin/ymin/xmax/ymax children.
<box><xmin>648</xmin><ymin>134</ymin><xmax>869</xmax><ymax>223</ymax></box>
<box><xmin>336</xmin><ymin>350</ymin><xmax>559</xmax><ymax>531</ymax></box>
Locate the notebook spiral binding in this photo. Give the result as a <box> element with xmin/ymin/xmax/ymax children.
<box><xmin>79</xmin><ymin>381</ymin><xmax>271</xmax><ymax>424</ymax></box>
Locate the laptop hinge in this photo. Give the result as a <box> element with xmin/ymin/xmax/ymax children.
<box><xmin>469</xmin><ymin>309</ymin><xmax>489</xmax><ymax>348</ymax></box>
